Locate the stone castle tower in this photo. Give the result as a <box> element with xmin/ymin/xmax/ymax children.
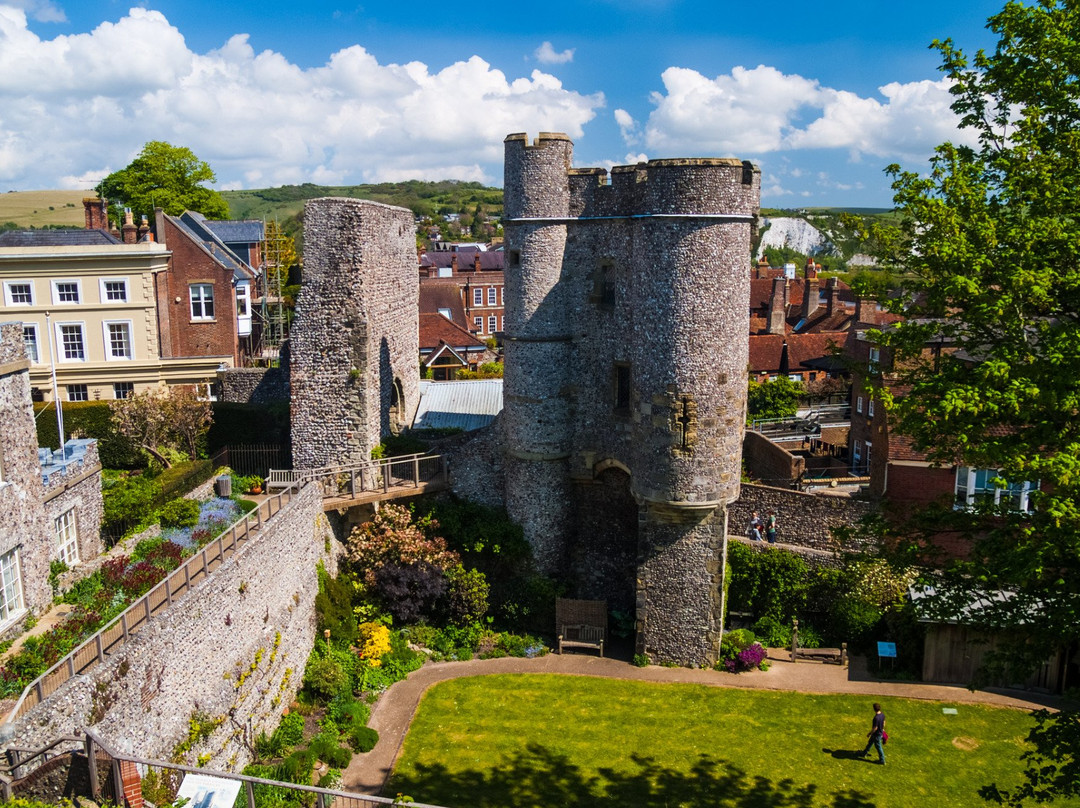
<box><xmin>290</xmin><ymin>198</ymin><xmax>419</xmax><ymax>469</ymax></box>
<box><xmin>502</xmin><ymin>133</ymin><xmax>759</xmax><ymax>666</ymax></box>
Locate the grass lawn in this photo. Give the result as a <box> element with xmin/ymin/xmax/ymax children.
<box><xmin>389</xmin><ymin>674</ymin><xmax>1075</xmax><ymax>808</ymax></box>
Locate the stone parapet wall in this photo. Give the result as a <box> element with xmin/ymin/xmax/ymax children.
<box><xmin>9</xmin><ymin>482</ymin><xmax>337</xmax><ymax>772</ymax></box>
<box><xmin>730</xmin><ymin>483</ymin><xmax>878</xmax><ymax>552</ymax></box>
<box><xmin>218</xmin><ymin>367</ymin><xmax>290</xmax><ymax>405</ymax></box>
<box><xmin>743</xmin><ymin>431</ymin><xmax>804</xmax><ymax>488</ymax></box>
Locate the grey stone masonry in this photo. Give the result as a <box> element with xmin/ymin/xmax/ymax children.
<box><xmin>731</xmin><ymin>482</ymin><xmax>878</xmax><ymax>552</ymax></box>
<box><xmin>8</xmin><ymin>482</ymin><xmax>337</xmax><ymax>773</ymax></box>
<box><xmin>41</xmin><ymin>439</ymin><xmax>104</xmax><ymax>569</ymax></box>
<box><xmin>502</xmin><ymin>133</ymin><xmax>760</xmax><ymax>667</ymax></box>
<box><xmin>290</xmin><ymin>198</ymin><xmax>419</xmax><ymax>469</ymax></box>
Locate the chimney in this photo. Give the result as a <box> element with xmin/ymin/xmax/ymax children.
<box><xmin>153</xmin><ymin>207</ymin><xmax>167</xmax><ymax>244</ymax></box>
<box><xmin>767</xmin><ymin>276</ymin><xmax>787</xmax><ymax>335</ymax></box>
<box><xmin>755</xmin><ymin>256</ymin><xmax>769</xmax><ymax>279</ymax></box>
<box><xmin>778</xmin><ymin>340</ymin><xmax>790</xmax><ymax>377</ymax></box>
<box><xmin>138</xmin><ymin>215</ymin><xmax>150</xmax><ymax>241</ymax></box>
<box><xmin>804</xmin><ymin>257</ymin><xmax>818</xmax><ymax>279</ymax></box>
<box><xmin>451</xmin><ymin>255</ymin><xmax>459</xmax><ymax>274</ymax></box>
<box><xmin>802</xmin><ymin>275</ymin><xmax>820</xmax><ymax>322</ymax></box>
<box><xmin>826</xmin><ymin>277</ymin><xmax>841</xmax><ymax>316</ymax></box>
<box><xmin>473</xmin><ymin>253</ymin><xmax>481</xmax><ymax>272</ymax></box>
<box><xmin>855</xmin><ymin>296</ymin><xmax>874</xmax><ymax>325</ymax></box>
<box><xmin>83</xmin><ymin>197</ymin><xmax>108</xmax><ymax>231</ymax></box>
<box><xmin>121</xmin><ymin>208</ymin><xmax>137</xmax><ymax>244</ymax></box>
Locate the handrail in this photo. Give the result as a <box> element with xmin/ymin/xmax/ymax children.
<box><xmin>83</xmin><ymin>728</ymin><xmax>448</xmax><ymax>808</ymax></box>
<box><xmin>3</xmin><ymin>481</ymin><xmax>308</xmax><ymax>725</ymax></box>
<box><xmin>269</xmin><ymin>454</ymin><xmax>448</xmax><ymax>502</ymax></box>
<box><xmin>0</xmin><ymin>734</ymin><xmax>83</xmax><ymax>793</ymax></box>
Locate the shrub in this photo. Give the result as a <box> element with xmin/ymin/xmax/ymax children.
<box><xmin>159</xmin><ymin>498</ymin><xmax>200</xmax><ymax>529</ymax></box>
<box><xmin>444</xmin><ymin>564</ymin><xmax>489</xmax><ymax>625</ymax></box>
<box><xmin>270</xmin><ymin>712</ymin><xmax>305</xmax><ymax>753</ymax></box>
<box><xmin>309</xmin><ymin>734</ymin><xmax>353</xmax><ymax>768</ymax></box>
<box><xmin>752</xmin><ymin>616</ymin><xmax>792</xmax><ymax>649</ymax></box>
<box><xmin>278</xmin><ymin>749</ymin><xmax>315</xmax><ymax>784</ymax></box>
<box><xmin>315</xmin><ymin>566</ymin><xmax>358</xmax><ymax>645</ymax></box>
<box><xmin>357</xmin><ymin>622</ymin><xmax>392</xmax><ymax>666</ymax></box>
<box><xmin>303</xmin><ymin>654</ymin><xmax>348</xmax><ymax>703</ymax></box>
<box><xmin>348</xmin><ymin>726</ymin><xmax>379</xmax><ymax>753</ymax></box>
<box><xmin>716</xmin><ymin>640</ymin><xmax>769</xmax><ymax>673</ymax></box>
<box><xmin>372</xmin><ymin>561</ymin><xmax>447</xmax><ymax>624</ymax></box>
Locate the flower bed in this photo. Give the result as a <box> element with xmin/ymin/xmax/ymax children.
<box><xmin>0</xmin><ymin>498</ymin><xmax>242</xmax><ymax>698</ymax></box>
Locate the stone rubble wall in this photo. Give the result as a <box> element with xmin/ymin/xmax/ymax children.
<box><xmin>442</xmin><ymin>418</ymin><xmax>506</xmax><ymax>508</ymax></box>
<box><xmin>730</xmin><ymin>482</ymin><xmax>878</xmax><ymax>552</ymax></box>
<box><xmin>742</xmin><ymin>431</ymin><xmax>804</xmax><ymax>488</ymax></box>
<box><xmin>8</xmin><ymin>482</ymin><xmax>337</xmax><ymax>773</ymax></box>
<box><xmin>218</xmin><ymin>366</ymin><xmax>290</xmax><ymax>405</ymax></box>
<box><xmin>43</xmin><ymin>454</ymin><xmax>104</xmax><ymax>572</ymax></box>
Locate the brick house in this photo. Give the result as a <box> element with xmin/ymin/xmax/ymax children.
<box><xmin>419</xmin><ymin>313</ymin><xmax>489</xmax><ymax>380</ymax></box>
<box><xmin>154</xmin><ymin>210</ymin><xmax>259</xmax><ymax>369</ymax></box>
<box><xmin>419</xmin><ymin>248</ymin><xmax>505</xmax><ymax>339</ymax></box>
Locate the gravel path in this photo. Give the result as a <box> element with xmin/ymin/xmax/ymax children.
<box><xmin>340</xmin><ymin>650</ymin><xmax>1068</xmax><ymax>796</ymax></box>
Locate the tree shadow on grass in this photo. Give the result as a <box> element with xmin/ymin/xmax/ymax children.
<box><xmin>391</xmin><ymin>743</ymin><xmax>876</xmax><ymax>808</ymax></box>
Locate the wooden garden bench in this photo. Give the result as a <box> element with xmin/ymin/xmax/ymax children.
<box><xmin>791</xmin><ymin>643</ymin><xmax>847</xmax><ymax>665</ymax></box>
<box><xmin>556</xmin><ymin>598</ymin><xmax>607</xmax><ymax>657</ymax></box>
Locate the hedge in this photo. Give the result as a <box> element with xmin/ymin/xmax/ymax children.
<box><xmin>207</xmin><ymin>402</ymin><xmax>291</xmax><ymax>454</ymax></box>
<box><xmin>34</xmin><ymin>401</ymin><xmax>143</xmax><ymax>468</ymax></box>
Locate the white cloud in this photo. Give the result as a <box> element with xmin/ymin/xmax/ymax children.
<box><xmin>642</xmin><ymin>65</ymin><xmax>974</xmax><ymax>165</ymax></box>
<box><xmin>614</xmin><ymin>108</ymin><xmax>640</xmax><ymax>145</ymax></box>
<box><xmin>534</xmin><ymin>41</ymin><xmax>574</xmax><ymax>65</ymax></box>
<box><xmin>0</xmin><ymin>6</ymin><xmax>604</xmax><ymax>189</ymax></box>
<box><xmin>5</xmin><ymin>0</ymin><xmax>64</xmax><ymax>22</ymax></box>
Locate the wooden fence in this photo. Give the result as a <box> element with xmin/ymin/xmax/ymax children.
<box><xmin>4</xmin><ymin>484</ymin><xmax>304</xmax><ymax>724</ymax></box>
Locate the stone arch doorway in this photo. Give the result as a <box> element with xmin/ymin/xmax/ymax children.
<box><xmin>571</xmin><ymin>464</ymin><xmax>639</xmax><ymax>617</ymax></box>
<box><xmin>389</xmin><ymin>377</ymin><xmax>406</xmax><ymax>435</ymax></box>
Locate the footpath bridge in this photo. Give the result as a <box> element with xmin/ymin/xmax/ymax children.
<box><xmin>268</xmin><ymin>453</ymin><xmax>449</xmax><ymax>510</ymax></box>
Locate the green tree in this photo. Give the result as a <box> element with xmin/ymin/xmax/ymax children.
<box><xmin>875</xmin><ymin>2</ymin><xmax>1080</xmax><ymax>803</ymax></box>
<box><xmin>746</xmin><ymin>377</ymin><xmax>802</xmax><ymax>422</ymax></box>
<box><xmin>98</xmin><ymin>141</ymin><xmax>229</xmax><ymax>221</ymax></box>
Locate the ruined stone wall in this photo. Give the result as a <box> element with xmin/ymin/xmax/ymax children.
<box><xmin>42</xmin><ymin>440</ymin><xmax>104</xmax><ymax>567</ymax></box>
<box><xmin>218</xmin><ymin>367</ymin><xmax>290</xmax><ymax>405</ymax></box>
<box><xmin>0</xmin><ymin>322</ymin><xmax>54</xmax><ymax>618</ymax></box>
<box><xmin>444</xmin><ymin>418</ymin><xmax>506</xmax><ymax>508</ymax></box>
<box><xmin>9</xmin><ymin>483</ymin><xmax>337</xmax><ymax>772</ymax></box>
<box><xmin>730</xmin><ymin>482</ymin><xmax>878</xmax><ymax>552</ymax></box>
<box><xmin>290</xmin><ymin>198</ymin><xmax>419</xmax><ymax>469</ymax></box>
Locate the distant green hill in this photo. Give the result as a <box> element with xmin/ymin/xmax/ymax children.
<box><xmin>223</xmin><ymin>180</ymin><xmax>503</xmax><ymax>238</ymax></box>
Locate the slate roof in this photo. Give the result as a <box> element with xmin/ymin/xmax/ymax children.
<box><xmin>420</xmin><ymin>250</ymin><xmax>504</xmax><ymax>271</ymax></box>
<box><xmin>172</xmin><ymin>212</ymin><xmax>256</xmax><ymax>281</ymax></box>
<box><xmin>413</xmin><ymin>379</ymin><xmax>503</xmax><ymax>431</ymax></box>
<box><xmin>419</xmin><ymin>312</ymin><xmax>485</xmax><ymax>352</ymax></box>
<box><xmin>0</xmin><ymin>229</ymin><xmax>120</xmax><ymax>247</ymax></box>
<box><xmin>203</xmin><ymin>218</ymin><xmax>265</xmax><ymax>244</ymax></box>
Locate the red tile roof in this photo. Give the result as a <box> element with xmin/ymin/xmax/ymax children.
<box><xmin>747</xmin><ymin>333</ymin><xmax>845</xmax><ymax>374</ymax></box>
<box><xmin>419</xmin><ymin>312</ymin><xmax>486</xmax><ymax>352</ymax></box>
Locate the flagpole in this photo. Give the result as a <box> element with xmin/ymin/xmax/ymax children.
<box><xmin>44</xmin><ymin>311</ymin><xmax>64</xmax><ymax>450</ymax></box>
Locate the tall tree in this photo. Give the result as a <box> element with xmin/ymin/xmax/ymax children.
<box><xmin>876</xmin><ymin>2</ymin><xmax>1080</xmax><ymax>803</ymax></box>
<box><xmin>110</xmin><ymin>387</ymin><xmax>213</xmax><ymax>467</ymax></box>
<box><xmin>98</xmin><ymin>141</ymin><xmax>229</xmax><ymax>221</ymax></box>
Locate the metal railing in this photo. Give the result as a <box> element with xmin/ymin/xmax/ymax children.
<box><xmin>0</xmin><ymin>734</ymin><xmax>83</xmax><ymax>794</ymax></box>
<box><xmin>3</xmin><ymin>483</ymin><xmax>307</xmax><ymax>725</ymax></box>
<box><xmin>81</xmin><ymin>728</ymin><xmax>448</xmax><ymax>808</ymax></box>
<box><xmin>268</xmin><ymin>453</ymin><xmax>448</xmax><ymax>502</ymax></box>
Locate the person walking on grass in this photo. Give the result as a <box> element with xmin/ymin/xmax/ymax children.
<box><xmin>861</xmin><ymin>703</ymin><xmax>886</xmax><ymax>765</ymax></box>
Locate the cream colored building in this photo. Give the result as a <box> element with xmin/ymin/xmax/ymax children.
<box><xmin>0</xmin><ymin>242</ymin><xmax>230</xmax><ymax>402</ymax></box>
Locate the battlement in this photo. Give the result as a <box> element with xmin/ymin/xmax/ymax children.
<box><xmin>39</xmin><ymin>438</ymin><xmax>100</xmax><ymax>492</ymax></box>
<box><xmin>507</xmin><ymin>133</ymin><xmax>760</xmax><ymax>220</ymax></box>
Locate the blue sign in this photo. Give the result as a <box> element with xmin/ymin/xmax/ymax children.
<box><xmin>877</xmin><ymin>642</ymin><xmax>897</xmax><ymax>658</ymax></box>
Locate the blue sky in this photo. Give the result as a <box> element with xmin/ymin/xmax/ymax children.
<box><xmin>2</xmin><ymin>0</ymin><xmax>1004</xmax><ymax>205</ymax></box>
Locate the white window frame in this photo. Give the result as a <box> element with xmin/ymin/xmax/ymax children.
<box><xmin>235</xmin><ymin>282</ymin><xmax>250</xmax><ymax>317</ymax></box>
<box><xmin>856</xmin><ymin>395</ymin><xmax>863</xmax><ymax>414</ymax></box>
<box><xmin>114</xmin><ymin>382</ymin><xmax>135</xmax><ymax>399</ymax></box>
<box><xmin>51</xmin><ymin>279</ymin><xmax>82</xmax><ymax>305</ymax></box>
<box><xmin>473</xmin><ymin>316</ymin><xmax>483</xmax><ymax>332</ymax></box>
<box><xmin>56</xmin><ymin>322</ymin><xmax>86</xmax><ymax>362</ymax></box>
<box><xmin>955</xmin><ymin>467</ymin><xmax>1038</xmax><ymax>513</ymax></box>
<box><xmin>0</xmin><ymin>548</ymin><xmax>24</xmax><ymax>624</ymax></box>
<box><xmin>473</xmin><ymin>287</ymin><xmax>483</xmax><ymax>306</ymax></box>
<box><xmin>488</xmin><ymin>315</ymin><xmax>497</xmax><ymax>333</ymax></box>
<box><xmin>55</xmin><ymin>508</ymin><xmax>79</xmax><ymax>566</ymax></box>
<box><xmin>22</xmin><ymin>324</ymin><xmax>39</xmax><ymax>363</ymax></box>
<box><xmin>67</xmin><ymin>384</ymin><xmax>89</xmax><ymax>402</ymax></box>
<box><xmin>852</xmin><ymin>439</ymin><xmax>862</xmax><ymax>470</ymax></box>
<box><xmin>868</xmin><ymin>398</ymin><xmax>875</xmax><ymax>418</ymax></box>
<box><xmin>189</xmin><ymin>283</ymin><xmax>215</xmax><ymax>320</ymax></box>
<box><xmin>99</xmin><ymin>277</ymin><xmax>129</xmax><ymax>303</ymax></box>
<box><xmin>487</xmin><ymin>287</ymin><xmax>497</xmax><ymax>306</ymax></box>
<box><xmin>102</xmin><ymin>320</ymin><xmax>134</xmax><ymax>360</ymax></box>
<box><xmin>438</xmin><ymin>307</ymin><xmax>453</xmax><ymax>320</ymax></box>
<box><xmin>3</xmin><ymin>280</ymin><xmax>34</xmax><ymax>306</ymax></box>
<box><xmin>868</xmin><ymin>347</ymin><xmax>880</xmax><ymax>372</ymax></box>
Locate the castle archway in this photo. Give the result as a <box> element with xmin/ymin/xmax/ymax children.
<box><xmin>571</xmin><ymin>464</ymin><xmax>639</xmax><ymax>617</ymax></box>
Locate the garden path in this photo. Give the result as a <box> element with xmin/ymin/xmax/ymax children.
<box><xmin>340</xmin><ymin>650</ymin><xmax>1072</xmax><ymax>796</ymax></box>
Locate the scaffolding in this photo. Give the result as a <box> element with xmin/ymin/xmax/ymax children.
<box><xmin>257</xmin><ymin>219</ymin><xmax>290</xmax><ymax>363</ymax></box>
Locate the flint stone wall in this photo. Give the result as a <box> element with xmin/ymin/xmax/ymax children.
<box><xmin>8</xmin><ymin>482</ymin><xmax>336</xmax><ymax>772</ymax></box>
<box><xmin>730</xmin><ymin>482</ymin><xmax>878</xmax><ymax>552</ymax></box>
<box><xmin>43</xmin><ymin>441</ymin><xmax>104</xmax><ymax>569</ymax></box>
<box><xmin>290</xmin><ymin>198</ymin><xmax>419</xmax><ymax>469</ymax></box>
<box><xmin>218</xmin><ymin>367</ymin><xmax>290</xmax><ymax>405</ymax></box>
<box><xmin>742</xmin><ymin>431</ymin><xmax>804</xmax><ymax>488</ymax></box>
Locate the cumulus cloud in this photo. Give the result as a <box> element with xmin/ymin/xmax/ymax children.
<box><xmin>534</xmin><ymin>41</ymin><xmax>574</xmax><ymax>65</ymax></box>
<box><xmin>641</xmin><ymin>65</ymin><xmax>974</xmax><ymax>164</ymax></box>
<box><xmin>6</xmin><ymin>0</ymin><xmax>63</xmax><ymax>22</ymax></box>
<box><xmin>0</xmin><ymin>6</ymin><xmax>603</xmax><ymax>189</ymax></box>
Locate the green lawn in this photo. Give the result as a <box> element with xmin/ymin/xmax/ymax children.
<box><xmin>389</xmin><ymin>674</ymin><xmax>1074</xmax><ymax>808</ymax></box>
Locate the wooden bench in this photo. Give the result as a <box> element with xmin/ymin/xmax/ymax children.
<box><xmin>558</xmin><ymin>624</ymin><xmax>605</xmax><ymax>657</ymax></box>
<box><xmin>555</xmin><ymin>598</ymin><xmax>607</xmax><ymax>658</ymax></box>
<box><xmin>791</xmin><ymin>643</ymin><xmax>847</xmax><ymax>665</ymax></box>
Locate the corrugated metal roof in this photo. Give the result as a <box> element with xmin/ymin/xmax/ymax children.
<box><xmin>413</xmin><ymin>379</ymin><xmax>503</xmax><ymax>431</ymax></box>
